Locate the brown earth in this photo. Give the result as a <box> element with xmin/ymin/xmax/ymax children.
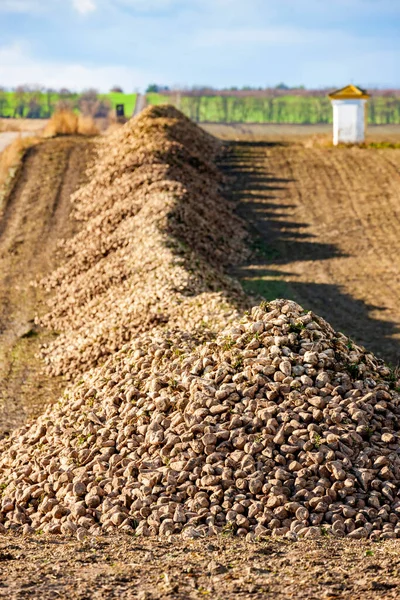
<box><xmin>203</xmin><ymin>123</ymin><xmax>400</xmax><ymax>143</ymax></box>
<box><xmin>0</xmin><ymin>136</ymin><xmax>93</xmax><ymax>437</ymax></box>
<box><xmin>1</xmin><ymin>534</ymin><xmax>400</xmax><ymax>599</ymax></box>
<box><xmin>0</xmin><ymin>119</ymin><xmax>47</xmax><ymax>134</ymax></box>
<box><xmin>223</xmin><ymin>142</ymin><xmax>400</xmax><ymax>366</ymax></box>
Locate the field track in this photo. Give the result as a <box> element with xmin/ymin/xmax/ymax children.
<box><xmin>0</xmin><ymin>137</ymin><xmax>93</xmax><ymax>436</ymax></box>
<box><xmin>0</xmin><ymin>131</ymin><xmax>34</xmax><ymax>153</ymax></box>
<box><xmin>225</xmin><ymin>142</ymin><xmax>400</xmax><ymax>365</ymax></box>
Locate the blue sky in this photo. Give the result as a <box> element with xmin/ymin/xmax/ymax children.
<box><xmin>0</xmin><ymin>0</ymin><xmax>399</xmax><ymax>91</ymax></box>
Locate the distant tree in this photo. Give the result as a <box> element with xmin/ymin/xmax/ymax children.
<box><xmin>0</xmin><ymin>87</ymin><xmax>8</xmax><ymax>117</ymax></box>
<box><xmin>44</xmin><ymin>88</ymin><xmax>56</xmax><ymax>117</ymax></box>
<box><xmin>25</xmin><ymin>86</ymin><xmax>44</xmax><ymax>118</ymax></box>
<box><xmin>368</xmin><ymin>97</ymin><xmax>376</xmax><ymax>124</ymax></box>
<box><xmin>94</xmin><ymin>98</ymin><xmax>112</xmax><ymax>118</ymax></box>
<box><xmin>191</xmin><ymin>85</ymin><xmax>213</xmax><ymax>93</ymax></box>
<box><xmin>220</xmin><ymin>96</ymin><xmax>229</xmax><ymax>121</ymax></box>
<box><xmin>275</xmin><ymin>98</ymin><xmax>285</xmax><ymax>121</ymax></box>
<box><xmin>77</xmin><ymin>89</ymin><xmax>111</xmax><ymax>118</ymax></box>
<box><xmin>59</xmin><ymin>88</ymin><xmax>73</xmax><ymax>97</ymax></box>
<box><xmin>146</xmin><ymin>84</ymin><xmax>170</xmax><ymax>93</ymax></box>
<box><xmin>78</xmin><ymin>89</ymin><xmax>99</xmax><ymax>116</ymax></box>
<box><xmin>56</xmin><ymin>98</ymin><xmax>75</xmax><ymax>112</ymax></box>
<box><xmin>27</xmin><ymin>96</ymin><xmax>42</xmax><ymax>118</ymax></box>
<box><xmin>240</xmin><ymin>97</ymin><xmax>253</xmax><ymax>121</ymax></box>
<box><xmin>110</xmin><ymin>86</ymin><xmax>124</xmax><ymax>93</ymax></box>
<box><xmin>231</xmin><ymin>97</ymin><xmax>242</xmax><ymax>122</ymax></box>
<box><xmin>56</xmin><ymin>88</ymin><xmax>77</xmax><ymax>113</ymax></box>
<box><xmin>13</xmin><ymin>85</ymin><xmax>30</xmax><ymax>117</ymax></box>
<box><xmin>186</xmin><ymin>96</ymin><xmax>202</xmax><ymax>121</ymax></box>
<box><xmin>275</xmin><ymin>83</ymin><xmax>289</xmax><ymax>90</ymax></box>
<box><xmin>262</xmin><ymin>98</ymin><xmax>274</xmax><ymax>122</ymax></box>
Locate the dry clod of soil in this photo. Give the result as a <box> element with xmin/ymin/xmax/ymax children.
<box><xmin>0</xmin><ymin>106</ymin><xmax>399</xmax><ymax>545</ymax></box>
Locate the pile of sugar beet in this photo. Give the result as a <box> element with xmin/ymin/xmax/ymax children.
<box><xmin>1</xmin><ymin>106</ymin><xmax>400</xmax><ymax>542</ymax></box>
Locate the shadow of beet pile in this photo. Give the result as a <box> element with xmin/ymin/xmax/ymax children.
<box><xmin>221</xmin><ymin>140</ymin><xmax>400</xmax><ymax>365</ymax></box>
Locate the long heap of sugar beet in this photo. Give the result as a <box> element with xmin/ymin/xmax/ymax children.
<box><xmin>1</xmin><ymin>107</ymin><xmax>400</xmax><ymax>542</ymax></box>
<box><xmin>38</xmin><ymin>105</ymin><xmax>249</xmax><ymax>379</ymax></box>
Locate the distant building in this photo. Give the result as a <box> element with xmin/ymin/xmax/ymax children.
<box><xmin>328</xmin><ymin>85</ymin><xmax>370</xmax><ymax>145</ymax></box>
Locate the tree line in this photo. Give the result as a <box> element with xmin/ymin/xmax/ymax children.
<box><xmin>160</xmin><ymin>94</ymin><xmax>400</xmax><ymax>125</ymax></box>
<box><xmin>0</xmin><ymin>86</ymin><xmax>115</xmax><ymax>119</ymax></box>
<box><xmin>2</xmin><ymin>85</ymin><xmax>400</xmax><ymax>124</ymax></box>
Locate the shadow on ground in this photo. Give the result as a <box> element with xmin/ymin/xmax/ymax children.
<box><xmin>223</xmin><ymin>141</ymin><xmax>344</xmax><ymax>264</ymax></box>
<box><xmin>221</xmin><ymin>140</ymin><xmax>400</xmax><ymax>364</ymax></box>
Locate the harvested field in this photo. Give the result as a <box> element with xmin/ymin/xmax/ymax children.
<box><xmin>224</xmin><ymin>142</ymin><xmax>400</xmax><ymax>365</ymax></box>
<box><xmin>0</xmin><ymin>119</ymin><xmax>46</xmax><ymax>134</ymax></box>
<box><xmin>0</xmin><ymin>137</ymin><xmax>94</xmax><ymax>436</ymax></box>
<box><xmin>204</xmin><ymin>123</ymin><xmax>400</xmax><ymax>142</ymax></box>
<box><xmin>2</xmin><ymin>535</ymin><xmax>400</xmax><ymax>599</ymax></box>
<box><xmin>0</xmin><ymin>132</ymin><xmax>35</xmax><ymax>154</ymax></box>
<box><xmin>1</xmin><ymin>107</ymin><xmax>400</xmax><ymax>599</ymax></box>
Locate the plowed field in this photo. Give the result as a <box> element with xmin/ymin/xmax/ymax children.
<box><xmin>225</xmin><ymin>142</ymin><xmax>400</xmax><ymax>365</ymax></box>
<box><xmin>0</xmin><ymin>137</ymin><xmax>93</xmax><ymax>437</ymax></box>
<box><xmin>2</xmin><ymin>535</ymin><xmax>400</xmax><ymax>599</ymax></box>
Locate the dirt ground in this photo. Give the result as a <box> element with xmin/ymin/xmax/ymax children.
<box><xmin>0</xmin><ymin>136</ymin><xmax>93</xmax><ymax>437</ymax></box>
<box><xmin>203</xmin><ymin>123</ymin><xmax>400</xmax><ymax>143</ymax></box>
<box><xmin>1</xmin><ymin>534</ymin><xmax>400</xmax><ymax>600</ymax></box>
<box><xmin>0</xmin><ymin>118</ymin><xmax>47</xmax><ymax>134</ymax></box>
<box><xmin>222</xmin><ymin>141</ymin><xmax>400</xmax><ymax>366</ymax></box>
<box><xmin>0</xmin><ymin>132</ymin><xmax>37</xmax><ymax>154</ymax></box>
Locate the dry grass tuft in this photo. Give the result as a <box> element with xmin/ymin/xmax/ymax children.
<box><xmin>0</xmin><ymin>136</ymin><xmax>40</xmax><ymax>208</ymax></box>
<box><xmin>0</xmin><ymin>136</ymin><xmax>39</xmax><ymax>188</ymax></box>
<box><xmin>44</xmin><ymin>110</ymin><xmax>99</xmax><ymax>138</ymax></box>
<box><xmin>77</xmin><ymin>115</ymin><xmax>99</xmax><ymax>136</ymax></box>
<box><xmin>43</xmin><ymin>110</ymin><xmax>78</xmax><ymax>137</ymax></box>
<box><xmin>302</xmin><ymin>134</ymin><xmax>333</xmax><ymax>149</ymax></box>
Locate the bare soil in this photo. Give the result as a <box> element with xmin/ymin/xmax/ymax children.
<box><xmin>0</xmin><ymin>132</ymin><xmax>35</xmax><ymax>154</ymax></box>
<box><xmin>223</xmin><ymin>142</ymin><xmax>400</xmax><ymax>366</ymax></box>
<box><xmin>0</xmin><ymin>136</ymin><xmax>93</xmax><ymax>437</ymax></box>
<box><xmin>0</xmin><ymin>119</ymin><xmax>46</xmax><ymax>134</ymax></box>
<box><xmin>2</xmin><ymin>534</ymin><xmax>400</xmax><ymax>599</ymax></box>
<box><xmin>204</xmin><ymin>123</ymin><xmax>400</xmax><ymax>143</ymax></box>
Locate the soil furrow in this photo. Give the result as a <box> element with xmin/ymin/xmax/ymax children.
<box><xmin>226</xmin><ymin>142</ymin><xmax>400</xmax><ymax>364</ymax></box>
<box><xmin>0</xmin><ymin>136</ymin><xmax>93</xmax><ymax>436</ymax></box>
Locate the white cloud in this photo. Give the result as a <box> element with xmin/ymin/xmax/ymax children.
<box><xmin>0</xmin><ymin>0</ymin><xmax>97</xmax><ymax>13</ymax></box>
<box><xmin>0</xmin><ymin>42</ymin><xmax>156</xmax><ymax>91</ymax></box>
<box><xmin>194</xmin><ymin>26</ymin><xmax>336</xmax><ymax>48</ymax></box>
<box><xmin>193</xmin><ymin>23</ymin><xmax>393</xmax><ymax>52</ymax></box>
<box><xmin>0</xmin><ymin>0</ymin><xmax>39</xmax><ymax>12</ymax></box>
<box><xmin>0</xmin><ymin>0</ymin><xmax>179</xmax><ymax>15</ymax></box>
<box><xmin>72</xmin><ymin>0</ymin><xmax>96</xmax><ymax>14</ymax></box>
<box><xmin>113</xmin><ymin>0</ymin><xmax>177</xmax><ymax>7</ymax></box>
